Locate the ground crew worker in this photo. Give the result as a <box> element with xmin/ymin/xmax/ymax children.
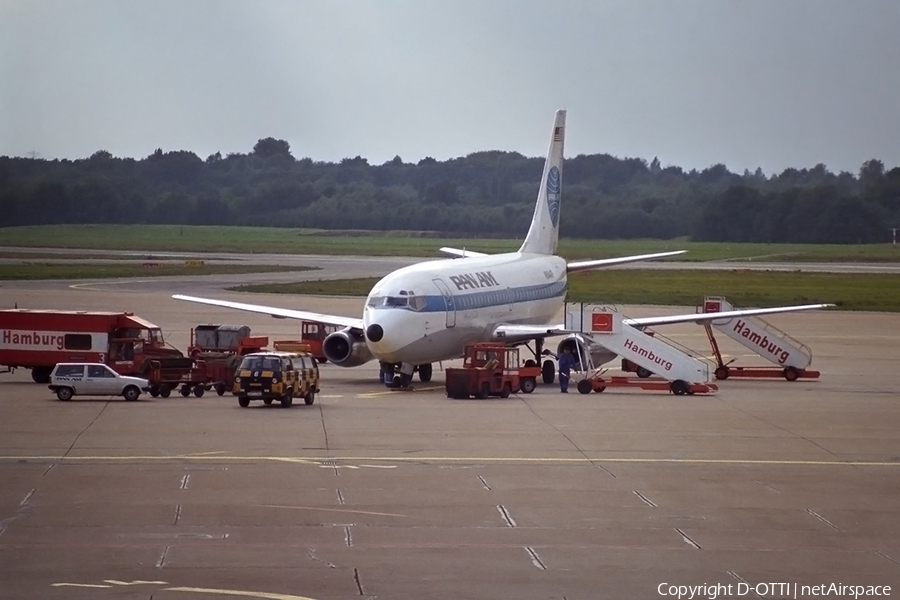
<box><xmin>558</xmin><ymin>347</ymin><xmax>575</xmax><ymax>393</ymax></box>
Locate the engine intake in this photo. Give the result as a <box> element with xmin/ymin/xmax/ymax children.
<box><xmin>323</xmin><ymin>329</ymin><xmax>374</xmax><ymax>368</ymax></box>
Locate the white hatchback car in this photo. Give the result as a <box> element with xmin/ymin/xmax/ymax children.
<box><xmin>48</xmin><ymin>363</ymin><xmax>150</xmax><ymax>402</ymax></box>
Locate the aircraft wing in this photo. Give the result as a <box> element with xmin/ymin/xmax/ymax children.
<box><xmin>624</xmin><ymin>303</ymin><xmax>834</xmax><ymax>328</ymax></box>
<box><xmin>439</xmin><ymin>247</ymin><xmax>488</xmax><ymax>258</ymax></box>
<box><xmin>172</xmin><ymin>294</ymin><xmax>364</xmax><ymax>330</ymax></box>
<box><xmin>566</xmin><ymin>250</ymin><xmax>686</xmax><ymax>273</ymax></box>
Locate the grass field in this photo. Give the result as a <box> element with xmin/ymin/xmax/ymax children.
<box><xmin>0</xmin><ymin>263</ymin><xmax>316</xmax><ymax>281</ymax></box>
<box><xmin>229</xmin><ymin>270</ymin><xmax>899</xmax><ymax>312</ymax></box>
<box><xmin>2</xmin><ymin>224</ymin><xmax>900</xmax><ymax>262</ymax></box>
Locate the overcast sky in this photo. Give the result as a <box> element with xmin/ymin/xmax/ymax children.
<box><xmin>1</xmin><ymin>1</ymin><xmax>898</xmax><ymax>175</ymax></box>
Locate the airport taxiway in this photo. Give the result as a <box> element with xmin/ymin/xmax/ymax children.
<box><xmin>1</xmin><ymin>278</ymin><xmax>899</xmax><ymax>599</ymax></box>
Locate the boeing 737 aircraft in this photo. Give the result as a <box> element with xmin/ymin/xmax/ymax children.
<box><xmin>175</xmin><ymin>110</ymin><xmax>831</xmax><ymax>387</ymax></box>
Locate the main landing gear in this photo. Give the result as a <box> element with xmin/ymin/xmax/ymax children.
<box><xmin>524</xmin><ymin>338</ymin><xmax>556</xmax><ymax>385</ymax></box>
<box><xmin>380</xmin><ymin>362</ymin><xmax>433</xmax><ymax>388</ymax></box>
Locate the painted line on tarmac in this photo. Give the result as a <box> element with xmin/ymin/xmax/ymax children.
<box><xmin>358</xmin><ymin>385</ymin><xmax>443</xmax><ymax>398</ymax></box>
<box><xmin>2</xmin><ymin>455</ymin><xmax>900</xmax><ymax>467</ymax></box>
<box><xmin>258</xmin><ymin>504</ymin><xmax>407</xmax><ymax>518</ymax></box>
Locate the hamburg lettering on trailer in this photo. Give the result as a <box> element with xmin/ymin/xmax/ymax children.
<box><xmin>733</xmin><ymin>319</ymin><xmax>791</xmax><ymax>364</ymax></box>
<box><xmin>1</xmin><ymin>329</ymin><xmax>66</xmax><ymax>350</ymax></box>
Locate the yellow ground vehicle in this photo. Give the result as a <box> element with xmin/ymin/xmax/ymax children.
<box><xmin>232</xmin><ymin>350</ymin><xmax>320</xmax><ymax>408</ymax></box>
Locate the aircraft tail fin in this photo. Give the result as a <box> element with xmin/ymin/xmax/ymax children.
<box><xmin>519</xmin><ymin>109</ymin><xmax>566</xmax><ymax>255</ymax></box>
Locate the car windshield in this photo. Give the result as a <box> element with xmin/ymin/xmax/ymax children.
<box><xmin>239</xmin><ymin>356</ymin><xmax>282</xmax><ymax>371</ymax></box>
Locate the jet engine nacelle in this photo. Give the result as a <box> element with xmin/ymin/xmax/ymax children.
<box><xmin>322</xmin><ymin>329</ymin><xmax>374</xmax><ymax>367</ymax></box>
<box><xmin>557</xmin><ymin>335</ymin><xmax>617</xmax><ymax>369</ymax></box>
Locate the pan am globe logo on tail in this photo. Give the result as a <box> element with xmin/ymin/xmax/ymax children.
<box><xmin>546</xmin><ymin>166</ymin><xmax>561</xmax><ymax>227</ymax></box>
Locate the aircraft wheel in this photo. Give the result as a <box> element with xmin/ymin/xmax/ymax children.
<box><xmin>541</xmin><ymin>360</ymin><xmax>555</xmax><ymax>384</ymax></box>
<box><xmin>577</xmin><ymin>379</ymin><xmax>593</xmax><ymax>394</ymax></box>
<box><xmin>418</xmin><ymin>363</ymin><xmax>433</xmax><ymax>382</ymax></box>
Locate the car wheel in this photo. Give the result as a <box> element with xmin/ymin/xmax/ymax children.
<box><xmin>193</xmin><ymin>386</ymin><xmax>205</xmax><ymax>397</ymax></box>
<box><xmin>180</xmin><ymin>386</ymin><xmax>191</xmax><ymax>397</ymax></box>
<box><xmin>305</xmin><ymin>391</ymin><xmax>315</xmax><ymax>405</ymax></box>
<box><xmin>159</xmin><ymin>385</ymin><xmax>171</xmax><ymax>398</ymax></box>
<box><xmin>281</xmin><ymin>395</ymin><xmax>293</xmax><ymax>408</ymax></box>
<box><xmin>122</xmin><ymin>386</ymin><xmax>140</xmax><ymax>402</ymax></box>
<box><xmin>149</xmin><ymin>386</ymin><xmax>160</xmax><ymax>397</ymax></box>
<box><xmin>520</xmin><ymin>378</ymin><xmax>536</xmax><ymax>394</ymax></box>
<box><xmin>215</xmin><ymin>383</ymin><xmax>226</xmax><ymax>396</ymax></box>
<box><xmin>263</xmin><ymin>398</ymin><xmax>273</xmax><ymax>405</ymax></box>
<box><xmin>56</xmin><ymin>387</ymin><xmax>73</xmax><ymax>401</ymax></box>
<box><xmin>238</xmin><ymin>396</ymin><xmax>250</xmax><ymax>407</ymax></box>
<box><xmin>577</xmin><ymin>379</ymin><xmax>593</xmax><ymax>394</ymax></box>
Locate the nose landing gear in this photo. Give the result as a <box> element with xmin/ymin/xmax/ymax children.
<box><xmin>380</xmin><ymin>361</ymin><xmax>434</xmax><ymax>388</ymax></box>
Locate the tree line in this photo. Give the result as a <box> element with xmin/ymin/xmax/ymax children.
<box><xmin>0</xmin><ymin>138</ymin><xmax>897</xmax><ymax>244</ymax></box>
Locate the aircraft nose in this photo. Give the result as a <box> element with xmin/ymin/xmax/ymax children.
<box><xmin>366</xmin><ymin>323</ymin><xmax>384</xmax><ymax>343</ymax></box>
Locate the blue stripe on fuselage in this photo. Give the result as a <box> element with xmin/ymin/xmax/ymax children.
<box><xmin>371</xmin><ymin>280</ymin><xmax>566</xmax><ymax>313</ymax></box>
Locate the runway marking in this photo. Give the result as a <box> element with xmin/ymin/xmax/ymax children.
<box><xmin>19</xmin><ymin>489</ymin><xmax>35</xmax><ymax>506</ymax></box>
<box><xmin>478</xmin><ymin>475</ymin><xmax>491</xmax><ymax>490</ymax></box>
<box><xmin>258</xmin><ymin>504</ymin><xmax>406</xmax><ymax>518</ymax></box>
<box><xmin>180</xmin><ymin>474</ymin><xmax>190</xmax><ymax>489</ymax></box>
<box><xmin>525</xmin><ymin>546</ymin><xmax>546</xmax><ymax>570</ymax></box>
<box><xmin>675</xmin><ymin>528</ymin><xmax>701</xmax><ymax>549</ymax></box>
<box><xmin>497</xmin><ymin>504</ymin><xmax>517</xmax><ymax>527</ymax></box>
<box><xmin>633</xmin><ymin>490</ymin><xmax>657</xmax><ymax>507</ymax></box>
<box><xmin>4</xmin><ymin>454</ymin><xmax>900</xmax><ymax>467</ymax></box>
<box><xmin>806</xmin><ymin>508</ymin><xmax>841</xmax><ymax>531</ymax></box>
<box><xmin>358</xmin><ymin>385</ymin><xmax>443</xmax><ymax>398</ymax></box>
<box><xmin>51</xmin><ymin>580</ymin><xmax>320</xmax><ymax>599</ymax></box>
<box><xmin>156</xmin><ymin>546</ymin><xmax>169</xmax><ymax>568</ymax></box>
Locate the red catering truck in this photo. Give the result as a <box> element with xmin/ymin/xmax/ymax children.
<box><xmin>0</xmin><ymin>309</ymin><xmax>183</xmax><ymax>383</ymax></box>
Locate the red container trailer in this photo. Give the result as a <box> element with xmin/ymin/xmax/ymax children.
<box><xmin>0</xmin><ymin>309</ymin><xmax>183</xmax><ymax>383</ymax></box>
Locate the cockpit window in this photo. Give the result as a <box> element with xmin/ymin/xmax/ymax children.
<box><xmin>384</xmin><ymin>296</ymin><xmax>409</xmax><ymax>307</ymax></box>
<box><xmin>368</xmin><ymin>290</ymin><xmax>426</xmax><ymax>311</ymax></box>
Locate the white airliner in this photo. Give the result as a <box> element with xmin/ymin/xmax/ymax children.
<box><xmin>174</xmin><ymin>110</ymin><xmax>831</xmax><ymax>387</ymax></box>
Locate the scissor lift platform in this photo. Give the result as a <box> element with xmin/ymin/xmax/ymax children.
<box><xmin>699</xmin><ymin>296</ymin><xmax>820</xmax><ymax>381</ymax></box>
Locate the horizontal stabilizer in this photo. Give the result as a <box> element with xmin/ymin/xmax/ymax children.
<box><xmin>172</xmin><ymin>294</ymin><xmax>364</xmax><ymax>330</ymax></box>
<box><xmin>625</xmin><ymin>304</ymin><xmax>834</xmax><ymax>329</ymax></box>
<box><xmin>567</xmin><ymin>250</ymin><xmax>686</xmax><ymax>273</ymax></box>
<box><xmin>439</xmin><ymin>247</ymin><xmax>488</xmax><ymax>258</ymax></box>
